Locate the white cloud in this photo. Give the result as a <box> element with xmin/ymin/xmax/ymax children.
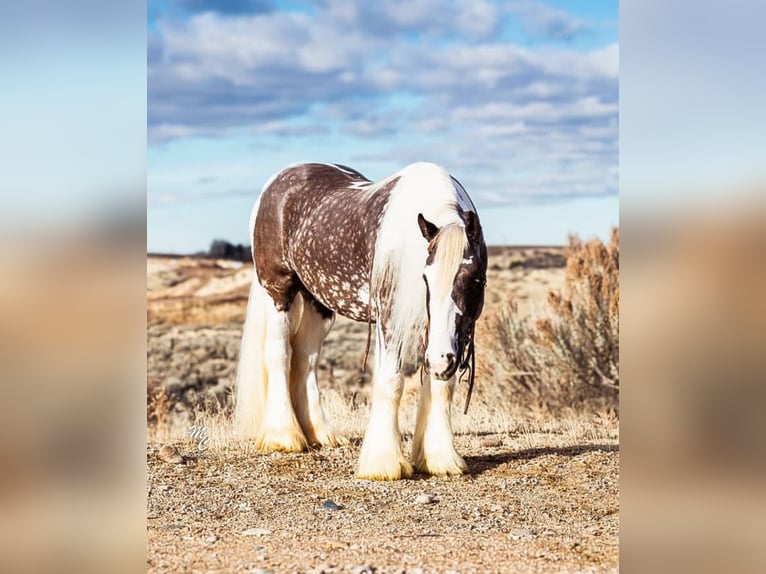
<box><xmin>506</xmin><ymin>0</ymin><xmax>589</xmax><ymax>41</ymax></box>
<box><xmin>148</xmin><ymin>1</ymin><xmax>618</xmax><ymax>205</ymax></box>
<box><xmin>455</xmin><ymin>0</ymin><xmax>500</xmax><ymax>39</ymax></box>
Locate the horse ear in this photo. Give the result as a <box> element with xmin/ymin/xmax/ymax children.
<box><xmin>465</xmin><ymin>211</ymin><xmax>481</xmax><ymax>243</ymax></box>
<box><xmin>417</xmin><ymin>213</ymin><xmax>439</xmax><ymax>242</ymax></box>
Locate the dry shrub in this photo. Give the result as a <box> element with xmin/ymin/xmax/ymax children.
<box><xmin>480</xmin><ymin>229</ymin><xmax>619</xmax><ymax>413</ymax></box>
<box><xmin>147</xmin><ymin>377</ymin><xmax>171</xmax><ymax>440</ymax></box>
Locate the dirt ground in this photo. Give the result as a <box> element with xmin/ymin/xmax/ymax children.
<box><xmin>147</xmin><ymin>434</ymin><xmax>617</xmax><ymax>574</ymax></box>
<box><xmin>146</xmin><ymin>248</ymin><xmax>619</xmax><ymax>573</ymax></box>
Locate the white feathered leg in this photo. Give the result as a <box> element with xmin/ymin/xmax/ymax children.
<box><xmin>412</xmin><ymin>373</ymin><xmax>466</xmax><ymax>476</ymax></box>
<box><xmin>254</xmin><ymin>295</ymin><xmax>307</xmax><ymax>452</ymax></box>
<box><xmin>356</xmin><ymin>327</ymin><xmax>412</xmax><ymax>480</ymax></box>
<box><xmin>289</xmin><ymin>302</ymin><xmax>347</xmax><ymax>448</ymax></box>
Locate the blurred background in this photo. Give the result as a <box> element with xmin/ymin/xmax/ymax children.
<box><xmin>621</xmin><ymin>1</ymin><xmax>766</xmax><ymax>572</ymax></box>
<box><xmin>0</xmin><ymin>1</ymin><xmax>146</xmax><ymax>572</ymax></box>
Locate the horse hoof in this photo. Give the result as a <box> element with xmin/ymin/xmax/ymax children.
<box><xmin>413</xmin><ymin>450</ymin><xmax>467</xmax><ymax>477</ymax></box>
<box><xmin>313</xmin><ymin>430</ymin><xmax>349</xmax><ymax>449</ymax></box>
<box><xmin>254</xmin><ymin>426</ymin><xmax>308</xmax><ymax>453</ymax></box>
<box><xmin>356</xmin><ymin>457</ymin><xmax>413</xmax><ymax>481</ymax></box>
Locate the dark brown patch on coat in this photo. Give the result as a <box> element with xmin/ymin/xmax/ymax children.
<box><xmin>253</xmin><ymin>164</ymin><xmax>397</xmax><ymax>320</ymax></box>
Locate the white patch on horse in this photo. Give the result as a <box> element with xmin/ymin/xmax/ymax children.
<box><xmin>462</xmin><ymin>256</ymin><xmax>474</xmax><ymax>265</ymax></box>
<box><xmin>358</xmin><ymin>284</ymin><xmax>370</xmax><ymax>304</ymax></box>
<box><xmin>370</xmin><ymin>162</ymin><xmax>469</xmax><ymax>366</ymax></box>
<box><xmin>322</xmin><ymin>163</ymin><xmax>354</xmax><ymax>175</ymax></box>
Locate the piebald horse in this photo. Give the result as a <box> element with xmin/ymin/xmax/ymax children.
<box><xmin>235</xmin><ymin>162</ymin><xmax>487</xmax><ymax>480</ymax></box>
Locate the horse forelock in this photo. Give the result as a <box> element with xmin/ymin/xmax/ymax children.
<box><xmin>428</xmin><ymin>224</ymin><xmax>469</xmax><ymax>301</ymax></box>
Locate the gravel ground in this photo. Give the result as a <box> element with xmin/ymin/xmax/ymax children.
<box><xmin>147</xmin><ymin>434</ymin><xmax>618</xmax><ymax>573</ymax></box>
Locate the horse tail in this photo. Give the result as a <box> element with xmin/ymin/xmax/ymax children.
<box><xmin>235</xmin><ymin>195</ymin><xmax>268</xmax><ymax>437</ymax></box>
<box><xmin>234</xmin><ymin>264</ymin><xmax>269</xmax><ymax>437</ymax></box>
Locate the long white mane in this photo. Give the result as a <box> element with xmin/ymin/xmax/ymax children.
<box><xmin>370</xmin><ymin>162</ymin><xmax>476</xmax><ymax>366</ymax></box>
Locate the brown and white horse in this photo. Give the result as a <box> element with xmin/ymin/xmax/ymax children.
<box><xmin>235</xmin><ymin>162</ymin><xmax>487</xmax><ymax>480</ymax></box>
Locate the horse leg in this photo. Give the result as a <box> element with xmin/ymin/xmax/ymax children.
<box><xmin>289</xmin><ymin>301</ymin><xmax>347</xmax><ymax>448</ymax></box>
<box><xmin>255</xmin><ymin>293</ymin><xmax>308</xmax><ymax>452</ymax></box>
<box><xmin>356</xmin><ymin>332</ymin><xmax>413</xmax><ymax>480</ymax></box>
<box><xmin>412</xmin><ymin>373</ymin><xmax>466</xmax><ymax>476</ymax></box>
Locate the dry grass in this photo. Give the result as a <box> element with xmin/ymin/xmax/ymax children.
<box><xmin>148</xmin><ymin>384</ymin><xmax>619</xmax><ymax>460</ymax></box>
<box><xmin>478</xmin><ymin>230</ymin><xmax>619</xmax><ymax>414</ymax></box>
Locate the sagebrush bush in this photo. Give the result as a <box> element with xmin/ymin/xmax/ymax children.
<box><xmin>479</xmin><ymin>229</ymin><xmax>619</xmax><ymax>413</ymax></box>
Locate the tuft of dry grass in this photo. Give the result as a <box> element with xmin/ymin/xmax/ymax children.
<box><xmin>478</xmin><ymin>229</ymin><xmax>619</xmax><ymax>414</ymax></box>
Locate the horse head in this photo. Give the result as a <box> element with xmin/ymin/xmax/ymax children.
<box><xmin>417</xmin><ymin>211</ymin><xmax>487</xmax><ymax>381</ymax></box>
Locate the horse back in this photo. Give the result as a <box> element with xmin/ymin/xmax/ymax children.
<box><xmin>253</xmin><ymin>163</ymin><xmax>393</xmax><ymax>321</ymax></box>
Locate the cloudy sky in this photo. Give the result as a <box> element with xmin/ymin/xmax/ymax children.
<box><xmin>148</xmin><ymin>0</ymin><xmax>618</xmax><ymax>253</ymax></box>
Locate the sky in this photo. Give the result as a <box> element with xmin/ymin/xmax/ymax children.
<box><xmin>147</xmin><ymin>0</ymin><xmax>618</xmax><ymax>253</ymax></box>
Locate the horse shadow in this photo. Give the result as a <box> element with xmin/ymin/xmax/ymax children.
<box><xmin>464</xmin><ymin>443</ymin><xmax>619</xmax><ymax>477</ymax></box>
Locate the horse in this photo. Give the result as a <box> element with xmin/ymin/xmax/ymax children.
<box><xmin>235</xmin><ymin>161</ymin><xmax>487</xmax><ymax>480</ymax></box>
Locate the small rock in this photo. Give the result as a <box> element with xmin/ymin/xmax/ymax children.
<box><xmin>348</xmin><ymin>565</ymin><xmax>375</xmax><ymax>574</ymax></box>
<box><xmin>510</xmin><ymin>528</ymin><xmax>535</xmax><ymax>541</ymax></box>
<box><xmin>322</xmin><ymin>500</ymin><xmax>343</xmax><ymax>511</ymax></box>
<box><xmin>246</xmin><ymin>568</ymin><xmax>274</xmax><ymax>574</ymax></box>
<box><xmin>481</xmin><ymin>437</ymin><xmax>504</xmax><ymax>448</ymax></box>
<box><xmin>240</xmin><ymin>527</ymin><xmax>272</xmax><ymax>537</ymax></box>
<box><xmin>158</xmin><ymin>444</ymin><xmax>184</xmax><ymax>464</ymax></box>
<box><xmin>204</xmin><ymin>534</ymin><xmax>218</xmax><ymax>544</ymax></box>
<box><xmin>414</xmin><ymin>493</ymin><xmax>438</xmax><ymax>505</ymax></box>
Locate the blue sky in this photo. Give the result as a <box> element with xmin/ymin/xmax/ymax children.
<box><xmin>148</xmin><ymin>0</ymin><xmax>618</xmax><ymax>253</ymax></box>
